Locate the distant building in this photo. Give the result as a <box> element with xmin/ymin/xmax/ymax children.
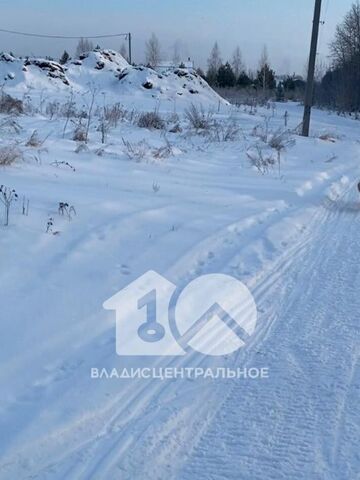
<box><xmin>155</xmin><ymin>57</ymin><xmax>194</xmax><ymax>72</ymax></box>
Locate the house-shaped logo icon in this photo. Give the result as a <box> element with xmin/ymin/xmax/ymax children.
<box><xmin>104</xmin><ymin>271</ymin><xmax>257</xmax><ymax>356</ymax></box>
<box><xmin>103</xmin><ymin>270</ymin><xmax>186</xmax><ymax>356</ymax></box>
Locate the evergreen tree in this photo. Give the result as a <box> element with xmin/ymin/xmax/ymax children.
<box><xmin>237</xmin><ymin>71</ymin><xmax>252</xmax><ymax>88</ymax></box>
<box><xmin>283</xmin><ymin>76</ymin><xmax>296</xmax><ymax>91</ymax></box>
<box><xmin>59</xmin><ymin>50</ymin><xmax>70</xmax><ymax>65</ymax></box>
<box><xmin>217</xmin><ymin>62</ymin><xmax>236</xmax><ymax>87</ymax></box>
<box><xmin>196</xmin><ymin>67</ymin><xmax>206</xmax><ymax>79</ymax></box>
<box><xmin>256</xmin><ymin>64</ymin><xmax>276</xmax><ymax>90</ymax></box>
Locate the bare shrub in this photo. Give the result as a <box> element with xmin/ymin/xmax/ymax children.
<box><xmin>152</xmin><ymin>139</ymin><xmax>174</xmax><ymax>159</ymax></box>
<box><xmin>251</xmin><ymin>117</ymin><xmax>271</xmax><ymax>143</ymax></box>
<box><xmin>98</xmin><ymin>116</ymin><xmax>110</xmax><ymax>144</ymax></box>
<box><xmin>185</xmin><ymin>103</ymin><xmax>214</xmax><ymax>130</ymax></box>
<box><xmin>268</xmin><ymin>130</ymin><xmax>295</xmax><ymax>151</ymax></box>
<box><xmin>84</xmin><ymin>84</ymin><xmax>97</xmax><ymax>143</ymax></box>
<box><xmin>0</xmin><ymin>185</ymin><xmax>18</xmax><ymax>225</ymax></box>
<box><xmin>0</xmin><ymin>145</ymin><xmax>22</xmax><ymax>166</ymax></box>
<box><xmin>122</xmin><ymin>138</ymin><xmax>149</xmax><ymax>162</ymax></box>
<box><xmin>25</xmin><ymin>130</ymin><xmax>50</xmax><ymax>148</ymax></box>
<box><xmin>104</xmin><ymin>103</ymin><xmax>126</xmax><ymax>127</ymax></box>
<box><xmin>73</xmin><ymin>125</ymin><xmax>87</xmax><ymax>142</ymax></box>
<box><xmin>138</xmin><ymin>111</ymin><xmax>165</xmax><ymax>130</ymax></box>
<box><xmin>209</xmin><ymin>118</ymin><xmax>240</xmax><ymax>142</ymax></box>
<box><xmin>267</xmin><ymin>130</ymin><xmax>295</xmax><ymax>176</ymax></box>
<box><xmin>46</xmin><ymin>101</ymin><xmax>60</xmax><ymax>120</ymax></box>
<box><xmin>61</xmin><ymin>92</ymin><xmax>76</xmax><ymax>138</ymax></box>
<box><xmin>58</xmin><ymin>202</ymin><xmax>76</xmax><ymax>221</ymax></box>
<box><xmin>246</xmin><ymin>145</ymin><xmax>275</xmax><ymax>175</ymax></box>
<box><xmin>0</xmin><ymin>93</ymin><xmax>23</xmax><ymax>115</ymax></box>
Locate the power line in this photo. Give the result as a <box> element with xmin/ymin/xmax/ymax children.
<box><xmin>0</xmin><ymin>28</ymin><xmax>130</xmax><ymax>39</ymax></box>
<box><xmin>0</xmin><ymin>27</ymin><xmax>133</xmax><ymax>63</ymax></box>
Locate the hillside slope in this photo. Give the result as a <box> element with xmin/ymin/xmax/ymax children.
<box><xmin>0</xmin><ymin>49</ymin><xmax>225</xmax><ymax>109</ymax></box>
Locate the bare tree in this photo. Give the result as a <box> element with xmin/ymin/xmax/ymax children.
<box><xmin>259</xmin><ymin>45</ymin><xmax>269</xmax><ymax>70</ymax></box>
<box><xmin>232</xmin><ymin>46</ymin><xmax>244</xmax><ymax>79</ymax></box>
<box><xmin>207</xmin><ymin>41</ymin><xmax>222</xmax><ymax>85</ymax></box>
<box><xmin>75</xmin><ymin>38</ymin><xmax>94</xmax><ymax>57</ymax></box>
<box><xmin>318</xmin><ymin>1</ymin><xmax>360</xmax><ymax>112</ymax></box>
<box><xmin>172</xmin><ymin>40</ymin><xmax>182</xmax><ymax>66</ymax></box>
<box><xmin>145</xmin><ymin>33</ymin><xmax>161</xmax><ymax>68</ymax></box>
<box><xmin>207</xmin><ymin>41</ymin><xmax>222</xmax><ymax>72</ymax></box>
<box><xmin>259</xmin><ymin>45</ymin><xmax>270</xmax><ymax>92</ymax></box>
<box><xmin>331</xmin><ymin>1</ymin><xmax>360</xmax><ymax>67</ymax></box>
<box><xmin>120</xmin><ymin>43</ymin><xmax>128</xmax><ymax>61</ymax></box>
<box><xmin>84</xmin><ymin>84</ymin><xmax>97</xmax><ymax>143</ymax></box>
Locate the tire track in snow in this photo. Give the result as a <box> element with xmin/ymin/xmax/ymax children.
<box><xmin>178</xmin><ymin>186</ymin><xmax>360</xmax><ymax>480</ymax></box>
<box><xmin>63</xmin><ymin>199</ymin><xmax>335</xmax><ymax>479</ymax></box>
<box><xmin>0</xmin><ymin>179</ymin><xmax>355</xmax><ymax>480</ymax></box>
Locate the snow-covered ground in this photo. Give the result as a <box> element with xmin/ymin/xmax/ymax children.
<box><xmin>0</xmin><ymin>58</ymin><xmax>359</xmax><ymax>479</ymax></box>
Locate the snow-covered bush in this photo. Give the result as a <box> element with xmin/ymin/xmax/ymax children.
<box><xmin>137</xmin><ymin>111</ymin><xmax>165</xmax><ymax>130</ymax></box>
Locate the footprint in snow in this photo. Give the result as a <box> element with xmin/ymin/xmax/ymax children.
<box><xmin>120</xmin><ymin>264</ymin><xmax>131</xmax><ymax>275</ymax></box>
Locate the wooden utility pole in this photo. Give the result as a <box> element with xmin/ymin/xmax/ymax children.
<box><xmin>302</xmin><ymin>0</ymin><xmax>322</xmax><ymax>136</ymax></box>
<box><xmin>128</xmin><ymin>33</ymin><xmax>132</xmax><ymax>65</ymax></box>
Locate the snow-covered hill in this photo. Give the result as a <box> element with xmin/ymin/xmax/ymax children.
<box><xmin>0</xmin><ymin>49</ymin><xmax>225</xmax><ymax>109</ymax></box>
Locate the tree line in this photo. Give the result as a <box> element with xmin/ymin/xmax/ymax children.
<box><xmin>315</xmin><ymin>1</ymin><xmax>360</xmax><ymax>114</ymax></box>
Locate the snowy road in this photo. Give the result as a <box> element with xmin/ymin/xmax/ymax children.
<box><xmin>177</xmin><ymin>188</ymin><xmax>360</xmax><ymax>480</ymax></box>
<box><xmin>34</xmin><ymin>184</ymin><xmax>359</xmax><ymax>480</ymax></box>
<box><xmin>99</xmin><ymin>186</ymin><xmax>359</xmax><ymax>480</ymax></box>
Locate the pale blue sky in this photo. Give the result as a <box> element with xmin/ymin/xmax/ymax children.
<box><xmin>0</xmin><ymin>0</ymin><xmax>355</xmax><ymax>74</ymax></box>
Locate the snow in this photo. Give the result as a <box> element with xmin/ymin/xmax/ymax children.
<box><xmin>0</xmin><ymin>49</ymin><xmax>226</xmax><ymax>109</ymax></box>
<box><xmin>0</xmin><ymin>61</ymin><xmax>359</xmax><ymax>479</ymax></box>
